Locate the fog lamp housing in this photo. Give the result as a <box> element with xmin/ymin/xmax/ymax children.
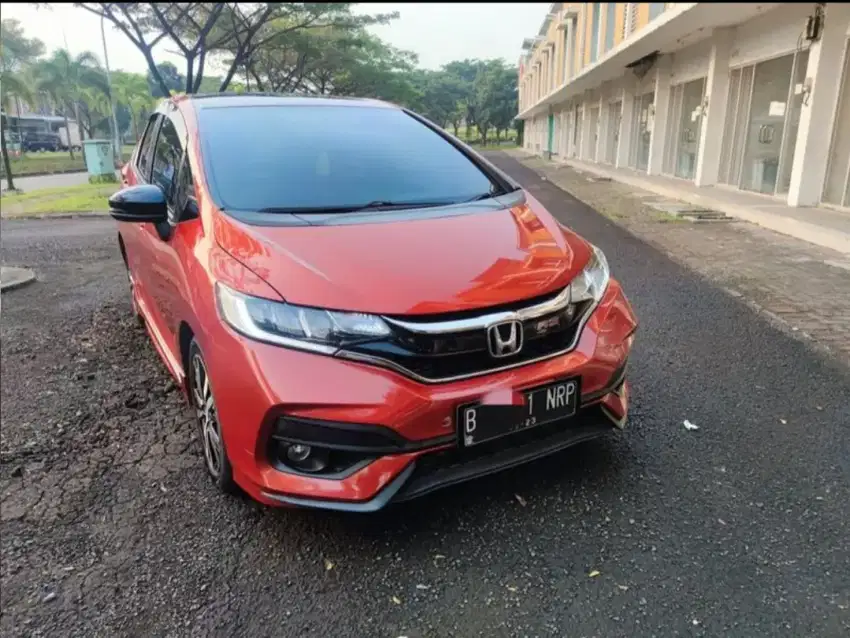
<box><xmin>278</xmin><ymin>441</ymin><xmax>329</xmax><ymax>474</ymax></box>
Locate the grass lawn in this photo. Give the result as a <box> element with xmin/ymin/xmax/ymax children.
<box><xmin>0</xmin><ymin>182</ymin><xmax>118</xmax><ymax>218</ymax></box>
<box><xmin>1</xmin><ymin>145</ymin><xmax>136</xmax><ymax>179</ymax></box>
<box><xmin>451</xmin><ymin>125</ymin><xmax>518</xmax><ymax>145</ymax></box>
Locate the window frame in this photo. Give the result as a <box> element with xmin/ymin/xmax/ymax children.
<box><xmin>134</xmin><ymin>114</ymin><xmax>162</xmax><ymax>182</ymax></box>
<box><xmin>145</xmin><ymin>106</ymin><xmax>197</xmax><ymax>225</ymax></box>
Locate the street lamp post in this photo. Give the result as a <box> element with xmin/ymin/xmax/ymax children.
<box><xmin>100</xmin><ymin>14</ymin><xmax>122</xmax><ymax>164</ymax></box>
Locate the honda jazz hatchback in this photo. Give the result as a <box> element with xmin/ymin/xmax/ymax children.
<box><xmin>109</xmin><ymin>94</ymin><xmax>637</xmax><ymax>511</ymax></box>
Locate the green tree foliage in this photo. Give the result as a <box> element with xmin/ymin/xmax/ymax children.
<box><xmin>473</xmin><ymin>60</ymin><xmax>518</xmax><ymax>145</ymax></box>
<box><xmin>147</xmin><ymin>62</ymin><xmax>183</xmax><ymax>98</ymax></box>
<box><xmin>75</xmin><ymin>3</ymin><xmax>397</xmax><ymax>96</ymax></box>
<box><xmin>33</xmin><ymin>49</ymin><xmax>110</xmax><ymax>155</ymax></box>
<box><xmin>1</xmin><ymin>18</ymin><xmax>44</xmax><ymax>189</ymax></box>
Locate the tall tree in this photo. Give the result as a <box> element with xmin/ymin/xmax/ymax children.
<box><xmin>443</xmin><ymin>59</ymin><xmax>487</xmax><ymax>135</ymax></box>
<box><xmin>34</xmin><ymin>50</ymin><xmax>108</xmax><ymax>158</ymax></box>
<box><xmin>0</xmin><ymin>75</ymin><xmax>33</xmax><ymax>191</ymax></box>
<box><xmin>413</xmin><ymin>70</ymin><xmax>465</xmax><ymax>131</ymax></box>
<box><xmin>147</xmin><ymin>62</ymin><xmax>183</xmax><ymax>97</ymax></box>
<box><xmin>1</xmin><ymin>19</ymin><xmax>45</xmax><ymax>189</ymax></box>
<box><xmin>113</xmin><ymin>71</ymin><xmax>156</xmax><ymax>142</ymax></box>
<box><xmin>74</xmin><ymin>3</ymin><xmax>395</xmax><ymax>96</ymax></box>
<box><xmin>229</xmin><ymin>8</ymin><xmax>399</xmax><ymax>95</ymax></box>
<box><xmin>473</xmin><ymin>61</ymin><xmax>518</xmax><ymax>145</ymax></box>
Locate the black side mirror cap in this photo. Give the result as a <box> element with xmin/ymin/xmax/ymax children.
<box><xmin>108</xmin><ymin>184</ymin><xmax>168</xmax><ymax>223</ymax></box>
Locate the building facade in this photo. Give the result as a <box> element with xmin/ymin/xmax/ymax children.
<box><xmin>517</xmin><ymin>3</ymin><xmax>850</xmax><ymax>210</ymax></box>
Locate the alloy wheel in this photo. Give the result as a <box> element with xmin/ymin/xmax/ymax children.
<box><xmin>191</xmin><ymin>353</ymin><xmax>223</xmax><ymax>479</ymax></box>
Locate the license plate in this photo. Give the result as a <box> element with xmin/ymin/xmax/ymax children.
<box><xmin>458</xmin><ymin>378</ymin><xmax>580</xmax><ymax>447</ymax></box>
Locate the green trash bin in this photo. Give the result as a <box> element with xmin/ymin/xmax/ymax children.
<box><xmin>82</xmin><ymin>139</ymin><xmax>115</xmax><ymax>181</ymax></box>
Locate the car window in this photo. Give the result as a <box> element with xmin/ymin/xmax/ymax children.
<box><xmin>198</xmin><ymin>105</ymin><xmax>499</xmax><ymax>212</ymax></box>
<box><xmin>151</xmin><ymin>118</ymin><xmax>184</xmax><ymax>201</ymax></box>
<box><xmin>136</xmin><ymin>115</ymin><xmax>160</xmax><ymax>180</ymax></box>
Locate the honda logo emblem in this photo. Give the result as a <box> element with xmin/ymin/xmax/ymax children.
<box><xmin>487</xmin><ymin>320</ymin><xmax>523</xmax><ymax>358</ymax></box>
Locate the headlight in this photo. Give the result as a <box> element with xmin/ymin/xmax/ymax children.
<box><xmin>215</xmin><ymin>283</ymin><xmax>391</xmax><ymax>354</ymax></box>
<box><xmin>569</xmin><ymin>245</ymin><xmax>609</xmax><ymax>303</ymax></box>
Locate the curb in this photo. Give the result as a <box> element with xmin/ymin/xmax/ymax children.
<box><xmin>1</xmin><ymin>211</ymin><xmax>110</xmax><ymax>221</ymax></box>
<box><xmin>0</xmin><ymin>168</ymin><xmax>89</xmax><ymax>180</ymax></box>
<box><xmin>0</xmin><ymin>267</ymin><xmax>37</xmax><ymax>293</ymax></box>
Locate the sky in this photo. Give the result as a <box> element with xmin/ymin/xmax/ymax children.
<box><xmin>1</xmin><ymin>3</ymin><xmax>550</xmax><ymax>75</ymax></box>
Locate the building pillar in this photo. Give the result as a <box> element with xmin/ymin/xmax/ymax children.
<box><xmin>596</xmin><ymin>83</ymin><xmax>612</xmax><ymax>163</ymax></box>
<box><xmin>580</xmin><ymin>96</ymin><xmax>593</xmax><ymax>159</ymax></box>
<box><xmin>595</xmin><ymin>100</ymin><xmax>607</xmax><ymax>163</ymax></box>
<box><xmin>695</xmin><ymin>27</ymin><xmax>734</xmax><ymax>187</ymax></box>
<box><xmin>647</xmin><ymin>54</ymin><xmax>672</xmax><ymax>175</ymax></box>
<box><xmin>787</xmin><ymin>3</ymin><xmax>850</xmax><ymax>206</ymax></box>
<box><xmin>560</xmin><ymin>109</ymin><xmax>569</xmax><ymax>159</ymax></box>
<box><xmin>617</xmin><ymin>86</ymin><xmax>635</xmax><ymax>168</ymax></box>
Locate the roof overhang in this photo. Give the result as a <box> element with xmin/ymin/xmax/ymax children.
<box><xmin>518</xmin><ymin>2</ymin><xmax>782</xmax><ymax>119</ymax></box>
<box><xmin>521</xmin><ymin>36</ymin><xmax>544</xmax><ymax>50</ymax></box>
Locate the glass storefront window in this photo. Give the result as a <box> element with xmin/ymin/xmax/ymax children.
<box><xmin>823</xmin><ymin>39</ymin><xmax>850</xmax><ymax>208</ymax></box>
<box><xmin>664</xmin><ymin>78</ymin><xmax>706</xmax><ymax>180</ymax></box>
<box><xmin>718</xmin><ymin>49</ymin><xmax>810</xmax><ymax>196</ymax></box>
<box><xmin>631</xmin><ymin>92</ymin><xmax>654</xmax><ymax>171</ymax></box>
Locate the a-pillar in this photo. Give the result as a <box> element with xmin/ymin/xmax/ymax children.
<box><xmin>694</xmin><ymin>27</ymin><xmax>734</xmax><ymax>186</ymax></box>
<box><xmin>647</xmin><ymin>54</ymin><xmax>672</xmax><ymax>175</ymax></box>
<box><xmin>787</xmin><ymin>3</ymin><xmax>850</xmax><ymax>206</ymax></box>
<box><xmin>616</xmin><ymin>86</ymin><xmax>635</xmax><ymax>168</ymax></box>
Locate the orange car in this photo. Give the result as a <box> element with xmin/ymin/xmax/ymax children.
<box><xmin>109</xmin><ymin>94</ymin><xmax>637</xmax><ymax>511</ymax></box>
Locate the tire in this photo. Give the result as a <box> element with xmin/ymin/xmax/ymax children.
<box><xmin>188</xmin><ymin>339</ymin><xmax>238</xmax><ymax>495</ymax></box>
<box><xmin>124</xmin><ymin>258</ymin><xmax>144</xmax><ymax>326</ymax></box>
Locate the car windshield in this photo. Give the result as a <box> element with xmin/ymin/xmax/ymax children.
<box><xmin>198</xmin><ymin>104</ymin><xmax>500</xmax><ymax>213</ymax></box>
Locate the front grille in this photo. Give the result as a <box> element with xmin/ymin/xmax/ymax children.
<box><xmin>339</xmin><ymin>298</ymin><xmax>593</xmax><ymax>382</ymax></box>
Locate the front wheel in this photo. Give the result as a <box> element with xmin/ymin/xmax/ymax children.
<box><xmin>125</xmin><ymin>261</ymin><xmax>144</xmax><ymax>326</ymax></box>
<box><xmin>188</xmin><ymin>339</ymin><xmax>238</xmax><ymax>495</ymax></box>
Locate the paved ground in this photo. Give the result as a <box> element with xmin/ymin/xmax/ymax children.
<box><xmin>8</xmin><ymin>171</ymin><xmax>92</xmax><ymax>192</ymax></box>
<box><xmin>505</xmin><ymin>150</ymin><xmax>850</xmax><ymax>365</ymax></box>
<box><xmin>2</xmin><ymin>155</ymin><xmax>849</xmax><ymax>638</ymax></box>
<box><xmin>0</xmin><ymin>266</ymin><xmax>37</xmax><ymax>293</ymax></box>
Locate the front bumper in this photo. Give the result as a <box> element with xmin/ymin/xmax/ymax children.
<box><xmin>203</xmin><ymin>279</ymin><xmax>637</xmax><ymax>510</ymax></box>
<box><xmin>258</xmin><ymin>400</ymin><xmax>626</xmax><ymax>511</ymax></box>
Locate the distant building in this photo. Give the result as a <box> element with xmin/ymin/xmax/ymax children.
<box><xmin>517</xmin><ymin>3</ymin><xmax>850</xmax><ymax>209</ymax></box>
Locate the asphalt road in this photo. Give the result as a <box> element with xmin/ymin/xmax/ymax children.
<box><xmin>1</xmin><ymin>152</ymin><xmax>848</xmax><ymax>638</ymax></box>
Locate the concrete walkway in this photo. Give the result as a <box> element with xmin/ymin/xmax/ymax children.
<box><xmin>510</xmin><ymin>149</ymin><xmax>850</xmax><ymax>255</ymax></box>
<box><xmin>8</xmin><ymin>171</ymin><xmax>91</xmax><ymax>191</ymax></box>
<box><xmin>0</xmin><ymin>266</ymin><xmax>36</xmax><ymax>293</ymax></box>
<box><xmin>6</xmin><ymin>169</ymin><xmax>120</xmax><ymax>192</ymax></box>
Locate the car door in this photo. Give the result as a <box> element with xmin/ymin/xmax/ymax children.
<box><xmin>120</xmin><ymin>113</ymin><xmax>162</xmax><ymax>322</ymax></box>
<box><xmin>143</xmin><ymin>107</ymin><xmax>200</xmax><ymax>363</ymax></box>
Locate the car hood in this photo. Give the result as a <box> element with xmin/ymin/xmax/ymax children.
<box><xmin>213</xmin><ymin>193</ymin><xmax>592</xmax><ymax>316</ymax></box>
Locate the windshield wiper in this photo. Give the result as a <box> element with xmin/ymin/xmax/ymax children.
<box><xmin>459</xmin><ymin>192</ymin><xmax>496</xmax><ymax>203</ymax></box>
<box><xmin>258</xmin><ymin>200</ymin><xmax>454</xmax><ymax>214</ymax></box>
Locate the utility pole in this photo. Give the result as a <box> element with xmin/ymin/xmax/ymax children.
<box><xmin>101</xmin><ymin>13</ymin><xmax>122</xmax><ymax>164</ymax></box>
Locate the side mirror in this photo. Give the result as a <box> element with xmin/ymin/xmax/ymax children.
<box><xmin>108</xmin><ymin>184</ymin><xmax>168</xmax><ymax>223</ymax></box>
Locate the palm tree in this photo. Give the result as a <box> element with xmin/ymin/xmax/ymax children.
<box><xmin>112</xmin><ymin>72</ymin><xmax>154</xmax><ymax>143</ymax></box>
<box><xmin>1</xmin><ymin>70</ymin><xmax>33</xmax><ymax>191</ymax></box>
<box><xmin>34</xmin><ymin>49</ymin><xmax>108</xmax><ymax>159</ymax></box>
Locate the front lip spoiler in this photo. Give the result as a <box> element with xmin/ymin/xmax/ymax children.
<box><xmin>260</xmin><ymin>406</ymin><xmax>622</xmax><ymax>512</ymax></box>
<box><xmin>260</xmin><ymin>463</ymin><xmax>417</xmax><ymax>513</ymax></box>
